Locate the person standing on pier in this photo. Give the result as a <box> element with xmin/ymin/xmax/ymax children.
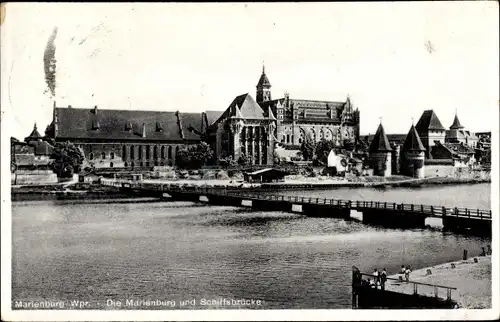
<box><xmin>405</xmin><ymin>266</ymin><xmax>412</xmax><ymax>282</ymax></box>
<box><xmin>372</xmin><ymin>268</ymin><xmax>379</xmax><ymax>288</ymax></box>
<box><xmin>381</xmin><ymin>268</ymin><xmax>387</xmax><ymax>290</ymax></box>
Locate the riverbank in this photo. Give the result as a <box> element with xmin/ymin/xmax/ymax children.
<box><xmin>386</xmin><ymin>255</ymin><xmax>492</xmax><ymax>309</ymax></box>
<box><xmin>10</xmin><ymin>175</ymin><xmax>491</xmax><ymax>201</ymax></box>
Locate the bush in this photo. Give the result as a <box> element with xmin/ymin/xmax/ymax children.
<box><xmin>175</xmin><ymin>142</ymin><xmax>213</xmax><ymax>169</ymax></box>
<box><xmin>215</xmin><ymin>170</ymin><xmax>229</xmax><ymax>180</ymax></box>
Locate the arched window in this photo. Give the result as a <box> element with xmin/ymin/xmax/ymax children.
<box><xmin>153</xmin><ymin>146</ymin><xmax>158</xmax><ymax>159</ymax></box>
<box><xmin>101</xmin><ymin>152</ymin><xmax>106</xmax><ymax>159</ymax></box>
<box><xmin>299</xmin><ymin>128</ymin><xmax>305</xmax><ymax>144</ymax></box>
<box><xmin>124</xmin><ymin>161</ymin><xmax>128</xmax><ymax>167</ymax></box>
<box><xmin>168</xmin><ymin>146</ymin><xmax>173</xmax><ymax>159</ymax></box>
<box><xmin>138</xmin><ymin>146</ymin><xmax>143</xmax><ymax>159</ymax></box>
<box><xmin>110</xmin><ymin>162</ymin><xmax>114</xmax><ymax>168</ymax></box>
<box><xmin>319</xmin><ymin>129</ymin><xmax>324</xmax><ymax>140</ymax></box>
<box><xmin>110</xmin><ymin>152</ymin><xmax>115</xmax><ymax>159</ymax></box>
<box><xmin>161</xmin><ymin>146</ymin><xmax>165</xmax><ymax>159</ymax></box>
<box><xmin>310</xmin><ymin>129</ymin><xmax>316</xmax><ymax>142</ymax></box>
<box><xmin>130</xmin><ymin>145</ymin><xmax>135</xmax><ymax>160</ymax></box>
<box><xmin>146</xmin><ymin>146</ymin><xmax>151</xmax><ymax>159</ymax></box>
<box><xmin>131</xmin><ymin>161</ymin><xmax>135</xmax><ymax>168</ymax></box>
<box><xmin>88</xmin><ymin>152</ymin><xmax>94</xmax><ymax>160</ymax></box>
<box><xmin>122</xmin><ymin>146</ymin><xmax>127</xmax><ymax>160</ymax></box>
<box><xmin>286</xmin><ymin>134</ymin><xmax>290</xmax><ymax>143</ymax></box>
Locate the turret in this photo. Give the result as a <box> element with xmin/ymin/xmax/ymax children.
<box><xmin>256</xmin><ymin>64</ymin><xmax>272</xmax><ymax>103</ymax></box>
<box><xmin>402</xmin><ymin>124</ymin><xmax>426</xmax><ymax>178</ymax></box>
<box><xmin>369</xmin><ymin>123</ymin><xmax>392</xmax><ymax>177</ymax></box>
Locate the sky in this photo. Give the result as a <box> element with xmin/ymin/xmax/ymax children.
<box><xmin>1</xmin><ymin>2</ymin><xmax>499</xmax><ymax>140</ymax></box>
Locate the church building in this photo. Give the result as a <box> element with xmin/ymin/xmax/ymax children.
<box><xmin>207</xmin><ymin>66</ymin><xmax>361</xmax><ymax>164</ymax></box>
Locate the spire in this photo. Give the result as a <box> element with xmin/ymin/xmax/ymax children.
<box><xmin>268</xmin><ymin>106</ymin><xmax>276</xmax><ymax>120</ymax></box>
<box><xmin>262</xmin><ymin>61</ymin><xmax>265</xmax><ymax>74</ymax></box>
<box><xmin>28</xmin><ymin>122</ymin><xmax>42</xmax><ymax>139</ymax></box>
<box><xmin>450</xmin><ymin>112</ymin><xmax>464</xmax><ymax>129</ymax></box>
<box><xmin>256</xmin><ymin>65</ymin><xmax>271</xmax><ymax>87</ymax></box>
<box><xmin>403</xmin><ymin>124</ymin><xmax>426</xmax><ymax>152</ymax></box>
<box><xmin>369</xmin><ymin>123</ymin><xmax>392</xmax><ymax>153</ymax></box>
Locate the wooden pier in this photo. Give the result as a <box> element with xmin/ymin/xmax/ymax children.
<box><xmin>101</xmin><ymin>179</ymin><xmax>492</xmax><ymax>236</ymax></box>
<box><xmin>352</xmin><ymin>266</ymin><xmax>458</xmax><ymax>309</ymax></box>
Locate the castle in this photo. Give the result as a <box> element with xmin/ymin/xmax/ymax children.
<box><xmin>206</xmin><ymin>66</ymin><xmax>361</xmax><ymax>164</ymax></box>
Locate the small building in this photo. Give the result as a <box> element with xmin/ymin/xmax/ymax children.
<box><xmin>415</xmin><ymin>110</ymin><xmax>447</xmax><ymax>158</ymax></box>
<box><xmin>327</xmin><ymin>150</ymin><xmax>349</xmax><ymax>172</ymax></box>
<box><xmin>430</xmin><ymin>142</ymin><xmax>476</xmax><ymax>166</ymax></box>
<box><xmin>445</xmin><ymin>113</ymin><xmax>478</xmax><ymax>148</ymax></box>
<box><xmin>243</xmin><ymin>168</ymin><xmax>289</xmax><ymax>183</ymax></box>
<box><xmin>368</xmin><ymin>123</ymin><xmax>392</xmax><ymax>177</ymax></box>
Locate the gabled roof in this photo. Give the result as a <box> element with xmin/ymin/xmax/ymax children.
<box><xmin>415</xmin><ymin>110</ymin><xmax>446</xmax><ymax>131</ymax></box>
<box><xmin>369</xmin><ymin>124</ymin><xmax>392</xmax><ymax>153</ymax></box>
<box><xmin>215</xmin><ymin>93</ymin><xmax>268</xmax><ymax>123</ymax></box>
<box><xmin>450</xmin><ymin>114</ymin><xmax>464</xmax><ymax>129</ymax></box>
<box><xmin>403</xmin><ymin>124</ymin><xmax>426</xmax><ymax>152</ymax></box>
<box><xmin>205</xmin><ymin>110</ymin><xmax>224</xmax><ymax>126</ymax></box>
<box><xmin>53</xmin><ymin>106</ymin><xmax>204</xmax><ymax>141</ymax></box>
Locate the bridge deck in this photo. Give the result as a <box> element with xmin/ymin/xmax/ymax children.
<box><xmin>101</xmin><ymin>179</ymin><xmax>492</xmax><ymax>221</ymax></box>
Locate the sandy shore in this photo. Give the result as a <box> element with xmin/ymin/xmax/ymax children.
<box><xmin>385</xmin><ymin>255</ymin><xmax>491</xmax><ymax>308</ymax></box>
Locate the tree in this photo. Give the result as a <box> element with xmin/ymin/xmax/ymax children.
<box><xmin>175</xmin><ymin>142</ymin><xmax>214</xmax><ymax>169</ymax></box>
<box><xmin>50</xmin><ymin>141</ymin><xmax>84</xmax><ymax>177</ymax></box>
<box><xmin>237</xmin><ymin>153</ymin><xmax>250</xmax><ymax>165</ymax></box>
<box><xmin>315</xmin><ymin>139</ymin><xmax>336</xmax><ymax>165</ymax></box>
<box><xmin>300</xmin><ymin>134</ymin><xmax>315</xmax><ymax>161</ymax></box>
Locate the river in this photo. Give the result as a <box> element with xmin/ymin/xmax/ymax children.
<box><xmin>11</xmin><ymin>183</ymin><xmax>491</xmax><ymax>309</ymax></box>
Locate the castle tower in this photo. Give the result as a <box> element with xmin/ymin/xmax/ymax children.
<box><xmin>402</xmin><ymin>124</ymin><xmax>426</xmax><ymax>178</ymax></box>
<box><xmin>256</xmin><ymin>65</ymin><xmax>272</xmax><ymax>103</ymax></box>
<box><xmin>369</xmin><ymin>123</ymin><xmax>392</xmax><ymax>177</ymax></box>
<box><xmin>447</xmin><ymin>111</ymin><xmax>465</xmax><ymax>144</ymax></box>
<box><xmin>391</xmin><ymin>144</ymin><xmax>401</xmax><ymax>175</ymax></box>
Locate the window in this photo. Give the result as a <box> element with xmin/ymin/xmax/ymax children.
<box><xmin>109</xmin><ymin>162</ymin><xmax>114</xmax><ymax>168</ymax></box>
<box><xmin>130</xmin><ymin>145</ymin><xmax>135</xmax><ymax>160</ymax></box>
<box><xmin>124</xmin><ymin>161</ymin><xmax>128</xmax><ymax>167</ymax></box>
<box><xmin>131</xmin><ymin>161</ymin><xmax>135</xmax><ymax>168</ymax></box>
<box><xmin>161</xmin><ymin>146</ymin><xmax>165</xmax><ymax>159</ymax></box>
<box><xmin>154</xmin><ymin>146</ymin><xmax>158</xmax><ymax>159</ymax></box>
<box><xmin>168</xmin><ymin>146</ymin><xmax>173</xmax><ymax>159</ymax></box>
<box><xmin>110</xmin><ymin>152</ymin><xmax>115</xmax><ymax>159</ymax></box>
<box><xmin>146</xmin><ymin>146</ymin><xmax>151</xmax><ymax>159</ymax></box>
<box><xmin>122</xmin><ymin>146</ymin><xmax>127</xmax><ymax>160</ymax></box>
<box><xmin>101</xmin><ymin>152</ymin><xmax>106</xmax><ymax>159</ymax></box>
<box><xmin>138</xmin><ymin>146</ymin><xmax>143</xmax><ymax>159</ymax></box>
<box><xmin>89</xmin><ymin>152</ymin><xmax>94</xmax><ymax>160</ymax></box>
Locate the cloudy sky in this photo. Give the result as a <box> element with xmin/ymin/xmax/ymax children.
<box><xmin>1</xmin><ymin>2</ymin><xmax>498</xmax><ymax>140</ymax></box>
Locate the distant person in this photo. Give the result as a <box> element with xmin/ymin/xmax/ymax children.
<box><xmin>480</xmin><ymin>247</ymin><xmax>486</xmax><ymax>256</ymax></box>
<box><xmin>381</xmin><ymin>268</ymin><xmax>387</xmax><ymax>290</ymax></box>
<box><xmin>487</xmin><ymin>245</ymin><xmax>492</xmax><ymax>255</ymax></box>
<box><xmin>369</xmin><ymin>278</ymin><xmax>375</xmax><ymax>288</ymax></box>
<box><xmin>400</xmin><ymin>265</ymin><xmax>406</xmax><ymax>275</ymax></box>
<box><xmin>405</xmin><ymin>266</ymin><xmax>412</xmax><ymax>282</ymax></box>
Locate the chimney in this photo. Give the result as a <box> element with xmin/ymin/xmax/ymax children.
<box><xmin>142</xmin><ymin>123</ymin><xmax>146</xmax><ymax>138</ymax></box>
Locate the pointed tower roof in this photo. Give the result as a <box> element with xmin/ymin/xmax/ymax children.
<box><xmin>256</xmin><ymin>65</ymin><xmax>271</xmax><ymax>87</ymax></box>
<box><xmin>415</xmin><ymin>110</ymin><xmax>445</xmax><ymax>131</ymax></box>
<box><xmin>268</xmin><ymin>106</ymin><xmax>276</xmax><ymax>120</ymax></box>
<box><xmin>403</xmin><ymin>124</ymin><xmax>426</xmax><ymax>152</ymax></box>
<box><xmin>450</xmin><ymin>113</ymin><xmax>464</xmax><ymax>129</ymax></box>
<box><xmin>28</xmin><ymin>123</ymin><xmax>42</xmax><ymax>138</ymax></box>
<box><xmin>369</xmin><ymin>123</ymin><xmax>392</xmax><ymax>153</ymax></box>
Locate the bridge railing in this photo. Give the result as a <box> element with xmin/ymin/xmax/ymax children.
<box><xmin>101</xmin><ymin>179</ymin><xmax>491</xmax><ymax>219</ymax></box>
<box><xmin>359</xmin><ymin>272</ymin><xmax>457</xmax><ymax>302</ymax></box>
